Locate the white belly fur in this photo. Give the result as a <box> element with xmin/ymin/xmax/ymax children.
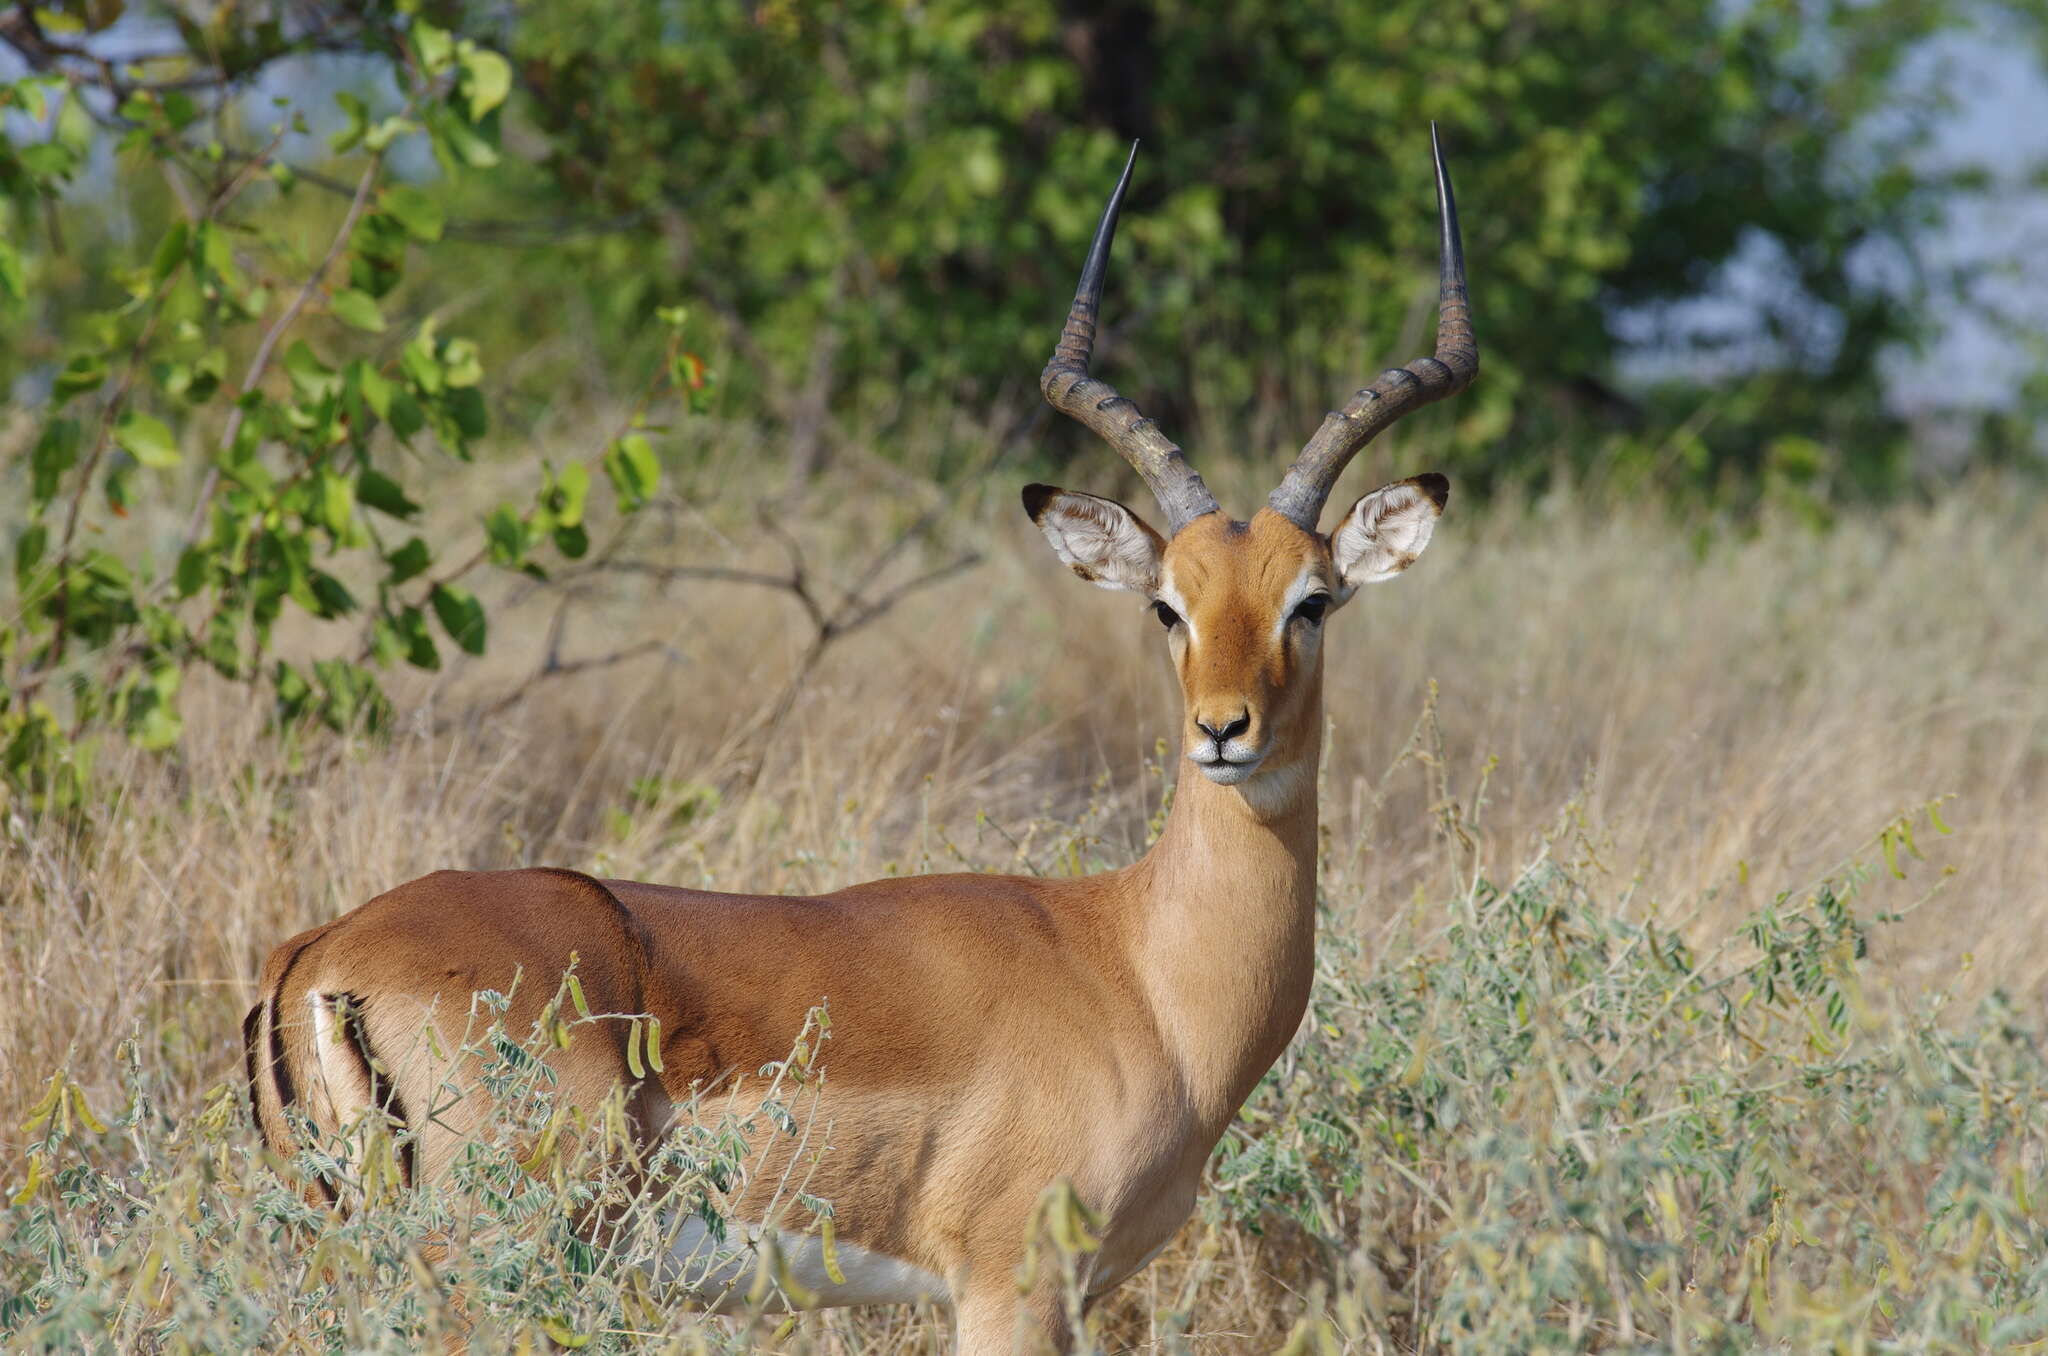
<box><xmin>656</xmin><ymin>1213</ymin><xmax>949</xmax><ymax>1312</ymax></box>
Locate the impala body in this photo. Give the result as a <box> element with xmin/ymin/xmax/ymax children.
<box><xmin>249</xmin><ymin>130</ymin><xmax>1477</xmax><ymax>1353</ymax></box>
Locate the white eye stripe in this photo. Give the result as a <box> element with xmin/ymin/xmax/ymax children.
<box><xmin>1156</xmin><ymin>570</ymin><xmax>1197</xmax><ymax>645</ymax></box>
<box><xmin>1274</xmin><ymin>565</ymin><xmax>1324</xmax><ymax>642</ymax></box>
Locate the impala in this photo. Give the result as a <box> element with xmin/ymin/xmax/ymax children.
<box><xmin>247</xmin><ymin>128</ymin><xmax>1477</xmax><ymax>1352</ymax></box>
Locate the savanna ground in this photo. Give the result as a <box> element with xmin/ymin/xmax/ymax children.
<box><xmin>4</xmin><ymin>432</ymin><xmax>2046</xmax><ymax>1352</ymax></box>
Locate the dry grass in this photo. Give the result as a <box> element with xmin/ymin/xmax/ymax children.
<box><xmin>3</xmin><ymin>445</ymin><xmax>2044</xmax><ymax>1350</ymax></box>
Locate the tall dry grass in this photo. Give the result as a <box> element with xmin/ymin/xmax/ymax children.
<box><xmin>2</xmin><ymin>444</ymin><xmax>2044</xmax><ymax>1349</ymax></box>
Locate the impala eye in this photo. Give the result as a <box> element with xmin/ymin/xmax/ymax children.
<box><xmin>1292</xmin><ymin>593</ymin><xmax>1331</xmax><ymax>626</ymax></box>
<box><xmin>1152</xmin><ymin>601</ymin><xmax>1181</xmax><ymax>630</ymax></box>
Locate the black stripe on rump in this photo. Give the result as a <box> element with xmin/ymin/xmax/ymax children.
<box><xmin>334</xmin><ymin>992</ymin><xmax>416</xmax><ymax>1189</ymax></box>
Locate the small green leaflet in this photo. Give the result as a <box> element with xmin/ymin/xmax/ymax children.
<box><xmin>429</xmin><ymin>584</ymin><xmax>487</xmax><ymax>655</ymax></box>
<box><xmin>114</xmin><ymin>412</ymin><xmax>180</xmax><ymax>467</ymax></box>
<box><xmin>329</xmin><ymin>288</ymin><xmax>385</xmax><ymax>333</ymax></box>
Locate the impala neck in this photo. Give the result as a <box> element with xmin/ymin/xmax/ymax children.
<box><xmin>1126</xmin><ymin>689</ymin><xmax>1322</xmax><ymax>1137</ymax></box>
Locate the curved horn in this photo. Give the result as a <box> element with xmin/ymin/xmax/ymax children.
<box><xmin>1268</xmin><ymin>124</ymin><xmax>1479</xmax><ymax>532</ymax></box>
<box><xmin>1040</xmin><ymin>142</ymin><xmax>1218</xmax><ymax>536</ymax></box>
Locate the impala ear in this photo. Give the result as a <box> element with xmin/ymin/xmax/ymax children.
<box><xmin>1022</xmin><ymin>484</ymin><xmax>1166</xmax><ymax>594</ymax></box>
<box><xmin>1332</xmin><ymin>474</ymin><xmax>1449</xmax><ymax>593</ymax></box>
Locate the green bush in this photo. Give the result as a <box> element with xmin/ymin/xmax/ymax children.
<box><xmin>1222</xmin><ymin>799</ymin><xmax>2047</xmax><ymax>1351</ymax></box>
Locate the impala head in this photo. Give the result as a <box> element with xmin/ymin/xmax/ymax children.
<box><xmin>1026</xmin><ymin>129</ymin><xmax>1477</xmax><ymax>792</ymax></box>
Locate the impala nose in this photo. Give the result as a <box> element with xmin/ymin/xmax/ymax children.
<box><xmin>1196</xmin><ymin>712</ymin><xmax>1251</xmax><ymax>743</ymax></box>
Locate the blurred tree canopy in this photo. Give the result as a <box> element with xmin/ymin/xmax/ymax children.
<box><xmin>3</xmin><ymin>0</ymin><xmax>2035</xmax><ymax>503</ymax></box>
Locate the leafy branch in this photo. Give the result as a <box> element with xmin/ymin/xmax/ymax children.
<box><xmin>0</xmin><ymin>10</ymin><xmax>705</xmax><ymax>818</ymax></box>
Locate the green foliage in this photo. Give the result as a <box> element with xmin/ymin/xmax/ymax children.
<box><xmin>488</xmin><ymin>0</ymin><xmax>1989</xmax><ymax>493</ymax></box>
<box><xmin>10</xmin><ymin>0</ymin><xmax>2016</xmax><ymax>551</ymax></box>
<box><xmin>1221</xmin><ymin>802</ymin><xmax>2047</xmax><ymax>1350</ymax></box>
<box><xmin>0</xmin><ymin>18</ymin><xmax>711</xmax><ymax>817</ymax></box>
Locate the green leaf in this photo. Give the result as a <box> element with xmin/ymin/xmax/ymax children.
<box><xmin>413</xmin><ymin>20</ymin><xmax>455</xmax><ymax>74</ymax></box>
<box><xmin>552</xmin><ymin>462</ymin><xmax>590</xmax><ymax>528</ymax></box>
<box><xmin>131</xmin><ymin>697</ymin><xmax>182</xmax><ymax>751</ymax></box>
<box><xmin>104</xmin><ymin>462</ymin><xmax>135</xmax><ymax>514</ymax></box>
<box><xmin>149</xmin><ymin>221</ymin><xmax>189</xmax><ymax>283</ymax></box>
<box><xmin>114</xmin><ymin>413</ymin><xmax>181</xmax><ymax>468</ymax></box>
<box><xmin>306</xmin><ymin>570</ymin><xmax>357</xmax><ymax>619</ymax></box>
<box><xmin>484</xmin><ymin>505</ymin><xmax>527</xmax><ymax>567</ymax></box>
<box><xmin>173</xmin><ymin>547</ymin><xmax>208</xmax><ymax>599</ymax></box>
<box><xmin>429</xmin><ymin>584</ymin><xmax>487</xmax><ymax>655</ymax></box>
<box><xmin>386</xmin><ymin>536</ymin><xmax>431</xmax><ymax>584</ymax></box>
<box><xmin>201</xmin><ymin>613</ymin><xmax>241</xmax><ymax>678</ymax></box>
<box><xmin>52</xmin><ymin>354</ymin><xmax>106</xmax><ymax>404</ymax></box>
<box><xmin>331</xmin><ymin>90</ymin><xmax>369</xmax><ymax>154</ymax></box>
<box><xmin>440</xmin><ymin>338</ymin><xmax>483</xmax><ymax>388</ymax></box>
<box><xmin>0</xmin><ymin>238</ymin><xmax>25</xmax><ymax>301</ymax></box>
<box><xmin>381</xmin><ymin>184</ymin><xmax>444</xmax><ymax>242</ymax></box>
<box><xmin>126</xmin><ymin>664</ymin><xmax>183</xmax><ymax>752</ymax></box>
<box><xmin>459</xmin><ymin>46</ymin><xmax>513</xmax><ymax>122</ymax></box>
<box><xmin>443</xmin><ymin>386</ymin><xmax>488</xmax><ymax>440</ymax></box>
<box><xmin>426</xmin><ymin>105</ymin><xmax>499</xmax><ymax>168</ymax></box>
<box><xmin>387</xmin><ymin>390</ymin><xmax>425</xmax><ymax>441</ymax></box>
<box><xmin>394</xmin><ymin>606</ymin><xmax>440</xmax><ymax>670</ymax></box>
<box><xmin>317</xmin><ymin>469</ymin><xmax>356</xmax><ymax>536</ymax></box>
<box><xmin>363</xmin><ymin>115</ymin><xmax>412</xmax><ymax>154</ymax></box>
<box><xmin>355</xmin><ymin>362</ymin><xmax>395</xmax><ymax>420</ymax></box>
<box><xmin>282</xmin><ymin>341</ymin><xmax>341</xmax><ymax>401</ymax></box>
<box><xmin>18</xmin><ymin>140</ymin><xmax>76</xmax><ymax>181</ymax></box>
<box><xmin>30</xmin><ymin>420</ymin><xmax>81</xmax><ymax>501</ymax></box>
<box><xmin>273</xmin><ymin>661</ymin><xmax>311</xmax><ymax>722</ymax></box>
<box><xmin>552</xmin><ymin>523</ymin><xmax>589</xmax><ymax>559</ymax></box>
<box><xmin>14</xmin><ymin>524</ymin><xmax>47</xmax><ymax>590</ymax></box>
<box><xmin>330</xmin><ymin>287</ymin><xmax>385</xmax><ymax>333</ymax></box>
<box><xmin>400</xmin><ymin>333</ymin><xmax>443</xmax><ymax>394</ymax></box>
<box><xmin>603</xmin><ymin>435</ymin><xmax>659</xmax><ymax>511</ymax></box>
<box><xmin>196</xmin><ymin>220</ymin><xmax>243</xmax><ymax>292</ymax></box>
<box><xmin>160</xmin><ymin>90</ymin><xmax>197</xmax><ymax>130</ymax></box>
<box><xmin>369</xmin><ymin>613</ymin><xmax>404</xmax><ymax>667</ymax></box>
<box><xmin>357</xmin><ymin>469</ymin><xmax>420</xmax><ymax>520</ymax></box>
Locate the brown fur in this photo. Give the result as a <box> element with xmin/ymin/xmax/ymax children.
<box><xmin>247</xmin><ymin>492</ymin><xmax>1441</xmax><ymax>1353</ymax></box>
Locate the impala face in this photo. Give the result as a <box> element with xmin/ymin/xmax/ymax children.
<box><xmin>1031</xmin><ymin>129</ymin><xmax>1472</xmax><ymax>800</ymax></box>
<box><xmin>1024</xmin><ymin>473</ymin><xmax>1448</xmax><ymax>789</ymax></box>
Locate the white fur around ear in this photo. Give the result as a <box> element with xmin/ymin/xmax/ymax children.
<box><xmin>1021</xmin><ymin>484</ymin><xmax>1165</xmax><ymax>595</ymax></box>
<box><xmin>1331</xmin><ymin>473</ymin><xmax>1449</xmax><ymax>593</ymax></box>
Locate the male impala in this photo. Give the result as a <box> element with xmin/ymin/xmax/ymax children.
<box><xmin>247</xmin><ymin>129</ymin><xmax>1476</xmax><ymax>1352</ymax></box>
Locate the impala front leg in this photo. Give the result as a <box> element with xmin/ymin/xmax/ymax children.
<box><xmin>952</xmin><ymin>1279</ymin><xmax>1075</xmax><ymax>1356</ymax></box>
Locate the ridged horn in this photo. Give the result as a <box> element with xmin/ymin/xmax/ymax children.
<box><xmin>1268</xmin><ymin>124</ymin><xmax>1478</xmax><ymax>531</ymax></box>
<box><xmin>1040</xmin><ymin>142</ymin><xmax>1219</xmax><ymax>536</ymax></box>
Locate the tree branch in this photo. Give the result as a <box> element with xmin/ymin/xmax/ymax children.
<box><xmin>182</xmin><ymin>152</ymin><xmax>383</xmax><ymax>549</ymax></box>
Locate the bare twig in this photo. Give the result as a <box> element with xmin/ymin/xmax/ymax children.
<box><xmin>834</xmin><ymin>551</ymin><xmax>982</xmax><ymax>634</ymax></box>
<box><xmin>581</xmin><ymin>561</ymin><xmax>820</xmax><ymax>594</ymax></box>
<box><xmin>475</xmin><ymin>639</ymin><xmax>680</xmax><ymax>722</ymax></box>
